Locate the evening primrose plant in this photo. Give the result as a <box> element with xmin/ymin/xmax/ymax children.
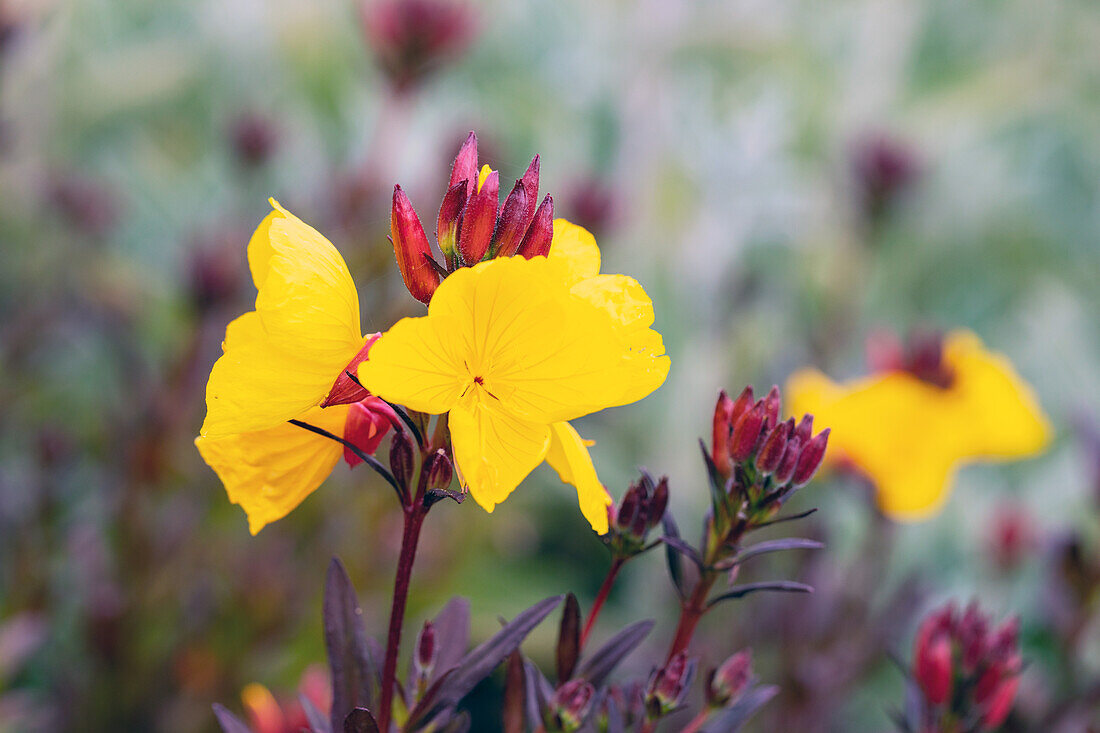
<box><xmin>203</xmin><ymin>134</ymin><xmax>836</xmax><ymax>733</ymax></box>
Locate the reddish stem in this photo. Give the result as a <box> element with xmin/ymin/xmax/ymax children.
<box><xmin>681</xmin><ymin>709</ymin><xmax>710</xmax><ymax>733</ymax></box>
<box><xmin>580</xmin><ymin>557</ymin><xmax>625</xmax><ymax>650</ymax></box>
<box><xmin>666</xmin><ymin>576</ymin><xmax>715</xmax><ymax>661</ymax></box>
<box><xmin>376</xmin><ymin>504</ymin><xmax>427</xmax><ymax>732</ymax></box>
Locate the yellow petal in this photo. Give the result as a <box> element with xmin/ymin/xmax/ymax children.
<box><xmin>201</xmin><ymin>202</ymin><xmax>364</xmax><ymax>437</ymax></box>
<box><xmin>195</xmin><ymin>405</ymin><xmax>349</xmax><ymax>534</ymax></box>
<box><xmin>250</xmin><ymin>200</ymin><xmax>363</xmax><ymax>364</ymax></box>
<box><xmin>548</xmin><ymin>219</ymin><xmax>601</xmax><ymax>282</ymax></box>
<box><xmin>545</xmin><ymin>422</ymin><xmax>611</xmax><ymax>534</ymax></box>
<box><xmin>940</xmin><ymin>330</ymin><xmax>1052</xmax><ymax>457</ymax></box>
<box><xmin>449</xmin><ymin>398</ymin><xmax>550</xmax><ymax>513</ymax></box>
<box><xmin>201</xmin><ymin>312</ymin><xmax>365</xmax><ymax>436</ymax></box>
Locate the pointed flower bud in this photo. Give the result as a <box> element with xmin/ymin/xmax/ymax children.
<box><xmin>709</xmin><ymin>650</ymin><xmax>752</xmax><ymax>707</ymax></box>
<box><xmin>773</xmin><ymin>436</ymin><xmax>802</xmax><ymax>485</ymax></box>
<box><xmin>414</xmin><ymin>620</ymin><xmax>437</xmax><ymax>676</ymax></box>
<box><xmin>457</xmin><ymin>167</ymin><xmax>498</xmax><ymax>263</ymax></box>
<box><xmin>756</xmin><ymin>420</ymin><xmax>791</xmax><ymax>475</ymax></box>
<box><xmin>391</xmin><ymin>185</ymin><xmax>441</xmax><ymax>303</ymax></box>
<box><xmin>793</xmin><ymin>414</ymin><xmax>814</xmax><ymax>443</ymax></box>
<box><xmin>730</xmin><ymin>402</ymin><xmax>767</xmax><ymax>463</ymax></box>
<box><xmin>712</xmin><ymin>390</ymin><xmax>735</xmax><ymax>474</ymax></box>
<box><xmin>615</xmin><ymin>483</ymin><xmax>643</xmax><ymax>535</ymax></box>
<box><xmin>551</xmin><ymin>679</ymin><xmax>595</xmax><ymax>731</ymax></box>
<box><xmin>520</xmin><ymin>154</ymin><xmax>540</xmax><ymax>225</ymax></box>
<box><xmin>436</xmin><ymin>182</ymin><xmax>467</xmax><ymax>267</ymax></box>
<box><xmin>324</xmin><ymin>334</ymin><xmax>381</xmax><ymax>407</ymax></box>
<box><xmin>979</xmin><ymin>674</ymin><xmax>1019</xmax><ymax>730</ymax></box>
<box><xmin>492</xmin><ymin>180</ymin><xmax>529</xmax><ymax>257</ymax></box>
<box><xmin>647</xmin><ymin>477</ymin><xmax>669</xmax><ymax>530</ymax></box>
<box><xmin>762</xmin><ymin>385</ymin><xmax>781</xmax><ymax>427</ymax></box>
<box><xmin>343</xmin><ymin>397</ymin><xmax>400</xmax><ymax>467</ymax></box>
<box><xmin>424</xmin><ymin>449</ymin><xmax>454</xmax><ymax>491</ymax></box>
<box><xmin>389</xmin><ymin>428</ymin><xmax>415</xmax><ymax>490</ymax></box>
<box><xmin>646</xmin><ymin>652</ymin><xmax>693</xmax><ymax>716</ymax></box>
<box><xmin>791</xmin><ymin>429</ymin><xmax>829</xmax><ymax>486</ymax></box>
<box><xmin>449</xmin><ymin>131</ymin><xmax>479</xmax><ymax>197</ymax></box>
<box><xmin>516</xmin><ymin>194</ymin><xmax>553</xmax><ymax>258</ymax></box>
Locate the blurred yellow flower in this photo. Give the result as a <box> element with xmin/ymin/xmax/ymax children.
<box><xmin>359</xmin><ymin>220</ymin><xmax>669</xmax><ymax>533</ymax></box>
<box><xmin>787</xmin><ymin>330</ymin><xmax>1051</xmax><ymax>521</ymax></box>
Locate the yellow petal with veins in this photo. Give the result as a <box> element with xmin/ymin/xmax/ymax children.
<box><xmin>196</xmin><ymin>405</ymin><xmax>349</xmax><ymax>534</ymax></box>
<box><xmin>545</xmin><ymin>422</ymin><xmax>611</xmax><ymax>534</ymax></box>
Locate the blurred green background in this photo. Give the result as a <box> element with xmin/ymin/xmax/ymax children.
<box><xmin>2</xmin><ymin>0</ymin><xmax>1100</xmax><ymax>730</ymax></box>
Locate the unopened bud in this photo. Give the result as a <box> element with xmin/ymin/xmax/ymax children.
<box><xmin>647</xmin><ymin>477</ymin><xmax>669</xmax><ymax>530</ymax></box>
<box><xmin>449</xmin><ymin>132</ymin><xmax>479</xmax><ymax>198</ymax></box>
<box><xmin>712</xmin><ymin>390</ymin><xmax>735</xmax><ymax>474</ymax></box>
<box><xmin>342</xmin><ymin>397</ymin><xmax>399</xmax><ymax>468</ymax></box>
<box><xmin>415</xmin><ymin>621</ymin><xmax>437</xmax><ymax>676</ymax></box>
<box><xmin>241</xmin><ymin>683</ymin><xmax>285</xmax><ymax>733</ymax></box>
<box><xmin>516</xmin><ymin>194</ymin><xmax>553</xmax><ymax>258</ymax></box>
<box><xmin>755</xmin><ymin>420</ymin><xmax>791</xmax><ymax>475</ymax></box>
<box><xmin>646</xmin><ymin>652</ymin><xmax>693</xmax><ymax>716</ymax></box>
<box><xmin>391</xmin><ymin>185</ymin><xmax>441</xmax><ymax>303</ymax></box>
<box><xmin>492</xmin><ymin>180</ymin><xmax>529</xmax><ymax>257</ymax></box>
<box><xmin>979</xmin><ymin>674</ymin><xmax>1019</xmax><ymax>730</ymax></box>
<box><xmin>389</xmin><ymin>429</ymin><xmax>415</xmax><ymax>490</ymax></box>
<box><xmin>791</xmin><ymin>429</ymin><xmax>829</xmax><ymax>486</ymax></box>
<box><xmin>457</xmin><ymin>167</ymin><xmax>498</xmax><ymax>263</ymax></box>
<box><xmin>551</xmin><ymin>679</ymin><xmax>595</xmax><ymax>731</ymax></box>
<box><xmin>916</xmin><ymin>632</ymin><xmax>953</xmax><ymax>706</ymax></box>
<box><xmin>519</xmin><ymin>155</ymin><xmax>540</xmax><ymax>224</ymax></box>
<box><xmin>958</xmin><ymin>603</ymin><xmax>990</xmax><ymax>672</ymax></box>
<box><xmin>773</xmin><ymin>436</ymin><xmax>802</xmax><ymax>485</ymax></box>
<box><xmin>792</xmin><ymin>414</ymin><xmax>814</xmax><ymax>443</ymax></box>
<box><xmin>729</xmin><ymin>402</ymin><xmax>766</xmax><ymax>463</ymax></box>
<box><xmin>761</xmin><ymin>385</ymin><xmax>781</xmax><ymax>427</ymax></box>
<box><xmin>436</xmin><ymin>182</ymin><xmax>467</xmax><ymax>266</ymax></box>
<box><xmin>709</xmin><ymin>650</ymin><xmax>752</xmax><ymax>706</ymax></box>
<box><xmin>424</xmin><ymin>449</ymin><xmax>454</xmax><ymax>490</ymax></box>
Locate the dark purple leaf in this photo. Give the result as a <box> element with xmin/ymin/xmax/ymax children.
<box><xmin>706</xmin><ymin>581</ymin><xmax>813</xmax><ymax>608</ymax></box>
<box><xmin>663</xmin><ymin>513</ymin><xmax>699</xmax><ymax>600</ymax></box>
<box><xmin>557</xmin><ymin>593</ymin><xmax>581</xmax><ymax>683</ymax></box>
<box><xmin>324</xmin><ymin>558</ymin><xmax>378</xmax><ymax>732</ymax></box>
<box><xmin>212</xmin><ymin>704</ymin><xmax>252</xmax><ymax>733</ymax></box>
<box><xmin>751</xmin><ymin>507</ymin><xmax>818</xmax><ymax>530</ymax></box>
<box><xmin>697</xmin><ymin>684</ymin><xmax>778</xmax><ymax>732</ymax></box>
<box><xmin>343</xmin><ymin>708</ymin><xmax>379</xmax><ymax>733</ymax></box>
<box><xmin>661</xmin><ymin>535</ymin><xmax>703</xmax><ymax>567</ymax></box>
<box><xmin>431</xmin><ymin>597</ymin><xmax>470</xmax><ymax>680</ymax></box>
<box><xmin>576</xmin><ymin>619</ymin><xmax>655</xmax><ymax>687</ymax></box>
<box><xmin>724</xmin><ymin>538</ymin><xmax>823</xmax><ymax>567</ymax></box>
<box><xmin>524</xmin><ymin>658</ymin><xmax>553</xmax><ymax>730</ymax></box>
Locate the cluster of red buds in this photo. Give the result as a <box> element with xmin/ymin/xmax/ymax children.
<box><xmin>906</xmin><ymin>602</ymin><xmax>1021</xmax><ymax>732</ymax></box>
<box><xmin>390</xmin><ymin>131</ymin><xmax>553</xmax><ymax>304</ymax></box>
<box><xmin>606</xmin><ymin>473</ymin><xmax>669</xmax><ymax>558</ymax></box>
<box><xmin>710</xmin><ymin>385</ymin><xmax>829</xmax><ymax>525</ymax></box>
<box><xmin>866</xmin><ymin>328</ymin><xmax>954</xmax><ymax>388</ymax></box>
<box><xmin>360</xmin><ymin>0</ymin><xmax>476</xmax><ymax>93</ymax></box>
<box><xmin>547</xmin><ymin>679</ymin><xmax>596</xmax><ymax>732</ymax></box>
<box><xmin>644</xmin><ymin>651</ymin><xmax>696</xmax><ymax>719</ymax></box>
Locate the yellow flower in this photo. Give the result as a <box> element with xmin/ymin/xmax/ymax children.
<box><xmin>200</xmin><ymin>199</ymin><xmax>367</xmax><ymax>438</ymax></box>
<box><xmin>197</xmin><ymin>200</ymin><xmax>372</xmax><ymax>533</ymax></box>
<box><xmin>786</xmin><ymin>330</ymin><xmax>1051</xmax><ymax>521</ymax></box>
<box><xmin>359</xmin><ymin>220</ymin><xmax>669</xmax><ymax>533</ymax></box>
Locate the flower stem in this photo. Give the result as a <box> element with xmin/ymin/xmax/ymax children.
<box><xmin>580</xmin><ymin>557</ymin><xmax>625</xmax><ymax>650</ymax></box>
<box><xmin>377</xmin><ymin>503</ymin><xmax>427</xmax><ymax>732</ymax></box>
<box><xmin>666</xmin><ymin>574</ymin><xmax>716</xmax><ymax>661</ymax></box>
<box><xmin>681</xmin><ymin>709</ymin><xmax>710</xmax><ymax>733</ymax></box>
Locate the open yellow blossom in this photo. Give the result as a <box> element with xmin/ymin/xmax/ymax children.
<box><xmin>786</xmin><ymin>330</ymin><xmax>1051</xmax><ymax>521</ymax></box>
<box><xmin>359</xmin><ymin>221</ymin><xmax>669</xmax><ymax>533</ymax></box>
<box><xmin>200</xmin><ymin>199</ymin><xmax>367</xmax><ymax>438</ymax></box>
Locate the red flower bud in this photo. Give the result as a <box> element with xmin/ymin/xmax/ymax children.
<box><xmin>449</xmin><ymin>131</ymin><xmax>478</xmax><ymax>197</ymax></box>
<box><xmin>761</xmin><ymin>385</ymin><xmax>781</xmax><ymax>427</ymax></box>
<box><xmin>342</xmin><ymin>397</ymin><xmax>399</xmax><ymax>467</ymax></box>
<box><xmin>729</xmin><ymin>402</ymin><xmax>767</xmax><ymax>463</ymax></box>
<box><xmin>755</xmin><ymin>420</ymin><xmax>791</xmax><ymax>475</ymax></box>
<box><xmin>424</xmin><ymin>449</ymin><xmax>454</xmax><ymax>490</ymax></box>
<box><xmin>519</xmin><ymin>154</ymin><xmax>540</xmax><ymax>225</ymax></box>
<box><xmin>457</xmin><ymin>169</ymin><xmax>498</xmax><ymax>263</ymax></box>
<box><xmin>979</xmin><ymin>673</ymin><xmax>1019</xmax><ymax>730</ymax></box>
<box><xmin>958</xmin><ymin>603</ymin><xmax>990</xmax><ymax>672</ymax></box>
<box><xmin>516</xmin><ymin>194</ymin><xmax>554</xmax><ymax>258</ymax></box>
<box><xmin>647</xmin><ymin>652</ymin><xmax>693</xmax><ymax>715</ymax></box>
<box><xmin>552</xmin><ymin>679</ymin><xmax>596</xmax><ymax>731</ymax></box>
<box><xmin>415</xmin><ymin>620</ymin><xmax>437</xmax><ymax>675</ymax></box>
<box><xmin>391</xmin><ymin>185</ymin><xmax>441</xmax><ymax>303</ymax></box>
<box><xmin>791</xmin><ymin>429</ymin><xmax>829</xmax><ymax>486</ymax></box>
<box><xmin>711</xmin><ymin>390</ymin><xmax>735</xmax><ymax>474</ymax></box>
<box><xmin>793</xmin><ymin>414</ymin><xmax>814</xmax><ymax>444</ymax></box>
<box><xmin>914</xmin><ymin>616</ymin><xmax>954</xmax><ymax>706</ymax></box>
<box><xmin>323</xmin><ymin>334</ymin><xmax>381</xmax><ymax>407</ymax></box>
<box><xmin>773</xmin><ymin>436</ymin><xmax>802</xmax><ymax>485</ymax></box>
<box><xmin>436</xmin><ymin>181</ymin><xmax>467</xmax><ymax>267</ymax></box>
<box><xmin>492</xmin><ymin>179</ymin><xmax>529</xmax><ymax>257</ymax></box>
<box><xmin>709</xmin><ymin>649</ymin><xmax>752</xmax><ymax>706</ymax></box>
<box><xmin>647</xmin><ymin>477</ymin><xmax>669</xmax><ymax>530</ymax></box>
<box><xmin>616</xmin><ymin>484</ymin><xmax>642</xmax><ymax>533</ymax></box>
<box><xmin>389</xmin><ymin>429</ymin><xmax>415</xmax><ymax>489</ymax></box>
